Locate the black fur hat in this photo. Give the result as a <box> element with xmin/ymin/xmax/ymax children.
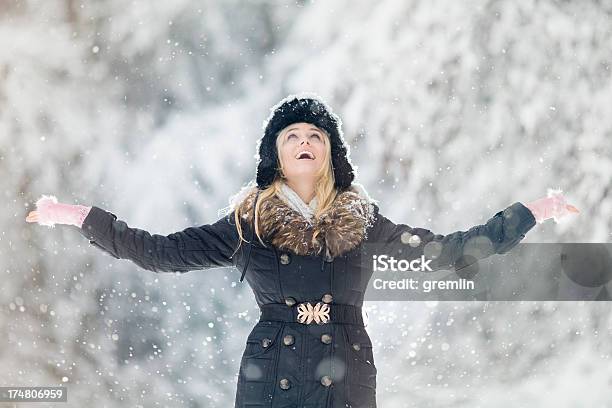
<box><xmin>255</xmin><ymin>92</ymin><xmax>356</xmax><ymax>190</ymax></box>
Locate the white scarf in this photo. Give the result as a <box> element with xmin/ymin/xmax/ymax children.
<box><xmin>278</xmin><ymin>182</ymin><xmax>318</xmax><ymax>225</ymax></box>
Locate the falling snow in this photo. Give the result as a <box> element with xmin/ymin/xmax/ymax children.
<box><xmin>3</xmin><ymin>0</ymin><xmax>611</xmax><ymax>407</ymax></box>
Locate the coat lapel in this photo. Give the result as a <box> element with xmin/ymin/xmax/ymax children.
<box><xmin>242</xmin><ymin>187</ymin><xmax>375</xmax><ymax>257</ymax></box>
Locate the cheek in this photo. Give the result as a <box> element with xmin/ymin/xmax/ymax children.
<box><xmin>279</xmin><ymin>145</ymin><xmax>292</xmax><ymax>163</ymax></box>
<box><xmin>315</xmin><ymin>144</ymin><xmax>327</xmax><ymax>161</ymax></box>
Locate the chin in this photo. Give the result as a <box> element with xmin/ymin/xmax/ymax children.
<box><xmin>289</xmin><ymin>162</ymin><xmax>321</xmax><ymax>172</ymax></box>
<box><xmin>286</xmin><ymin>169</ymin><xmax>319</xmax><ymax>180</ymax></box>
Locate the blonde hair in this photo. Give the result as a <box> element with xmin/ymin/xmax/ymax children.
<box><xmin>231</xmin><ymin>125</ymin><xmax>337</xmax><ymax>252</ymax></box>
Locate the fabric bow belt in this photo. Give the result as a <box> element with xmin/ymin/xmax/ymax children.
<box><xmin>259</xmin><ymin>302</ymin><xmax>364</xmax><ymax>326</ymax></box>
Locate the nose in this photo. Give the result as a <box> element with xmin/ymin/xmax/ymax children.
<box><xmin>300</xmin><ymin>137</ymin><xmax>310</xmax><ymax>145</ymax></box>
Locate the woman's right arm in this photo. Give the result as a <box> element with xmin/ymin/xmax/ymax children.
<box><xmin>78</xmin><ymin>206</ymin><xmax>243</xmax><ymax>273</ymax></box>
<box><xmin>27</xmin><ymin>196</ymin><xmax>243</xmax><ymax>274</ymax></box>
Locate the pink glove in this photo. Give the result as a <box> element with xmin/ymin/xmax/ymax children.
<box><xmin>26</xmin><ymin>195</ymin><xmax>92</xmax><ymax>228</ymax></box>
<box><xmin>525</xmin><ymin>188</ymin><xmax>580</xmax><ymax>224</ymax></box>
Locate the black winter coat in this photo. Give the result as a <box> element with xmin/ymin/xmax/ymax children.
<box><xmin>78</xmin><ymin>186</ymin><xmax>536</xmax><ymax>407</ymax></box>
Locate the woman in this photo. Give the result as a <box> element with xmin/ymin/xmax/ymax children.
<box><xmin>26</xmin><ymin>93</ymin><xmax>579</xmax><ymax>407</ymax></box>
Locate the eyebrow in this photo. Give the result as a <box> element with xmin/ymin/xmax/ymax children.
<box><xmin>286</xmin><ymin>127</ymin><xmax>322</xmax><ymax>133</ymax></box>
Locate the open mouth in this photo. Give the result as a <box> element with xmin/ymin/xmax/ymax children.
<box><xmin>295</xmin><ymin>151</ymin><xmax>316</xmax><ymax>160</ymax></box>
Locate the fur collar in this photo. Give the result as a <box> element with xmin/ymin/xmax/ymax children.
<box><xmin>240</xmin><ymin>184</ymin><xmax>377</xmax><ymax>257</ymax></box>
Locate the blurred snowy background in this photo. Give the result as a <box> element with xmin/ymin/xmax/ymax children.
<box><xmin>1</xmin><ymin>0</ymin><xmax>612</xmax><ymax>406</ymax></box>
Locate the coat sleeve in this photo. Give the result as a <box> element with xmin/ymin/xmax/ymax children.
<box><xmin>78</xmin><ymin>206</ymin><xmax>242</xmax><ymax>273</ymax></box>
<box><xmin>367</xmin><ymin>201</ymin><xmax>537</xmax><ymax>273</ymax></box>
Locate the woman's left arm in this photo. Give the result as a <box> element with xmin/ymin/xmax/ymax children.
<box><xmin>368</xmin><ymin>201</ymin><xmax>538</xmax><ymax>273</ymax></box>
<box><xmin>369</xmin><ymin>189</ymin><xmax>579</xmax><ymax>273</ymax></box>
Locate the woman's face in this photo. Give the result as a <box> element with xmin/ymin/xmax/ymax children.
<box><xmin>277</xmin><ymin>122</ymin><xmax>328</xmax><ymax>182</ymax></box>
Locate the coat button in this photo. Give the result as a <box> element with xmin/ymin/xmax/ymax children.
<box><xmin>283</xmin><ymin>334</ymin><xmax>295</xmax><ymax>346</ymax></box>
<box><xmin>280</xmin><ymin>253</ymin><xmax>291</xmax><ymax>265</ymax></box>
<box><xmin>352</xmin><ymin>343</ymin><xmax>361</xmax><ymax>351</ymax></box>
<box><xmin>261</xmin><ymin>338</ymin><xmax>272</xmax><ymax>348</ymax></box>
<box><xmin>320</xmin><ymin>375</ymin><xmax>333</xmax><ymax>387</ymax></box>
<box><xmin>320</xmin><ymin>333</ymin><xmax>332</xmax><ymax>344</ymax></box>
<box><xmin>284</xmin><ymin>297</ymin><xmax>297</xmax><ymax>307</ymax></box>
<box><xmin>279</xmin><ymin>378</ymin><xmax>291</xmax><ymax>390</ymax></box>
<box><xmin>321</xmin><ymin>293</ymin><xmax>333</xmax><ymax>303</ymax></box>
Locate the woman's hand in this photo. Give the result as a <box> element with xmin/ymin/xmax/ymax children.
<box><xmin>525</xmin><ymin>188</ymin><xmax>580</xmax><ymax>224</ymax></box>
<box><xmin>25</xmin><ymin>195</ymin><xmax>91</xmax><ymax>228</ymax></box>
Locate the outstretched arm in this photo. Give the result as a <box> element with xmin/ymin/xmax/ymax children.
<box><xmin>26</xmin><ymin>195</ymin><xmax>243</xmax><ymax>274</ymax></box>
<box><xmin>368</xmin><ymin>201</ymin><xmax>538</xmax><ymax>273</ymax></box>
